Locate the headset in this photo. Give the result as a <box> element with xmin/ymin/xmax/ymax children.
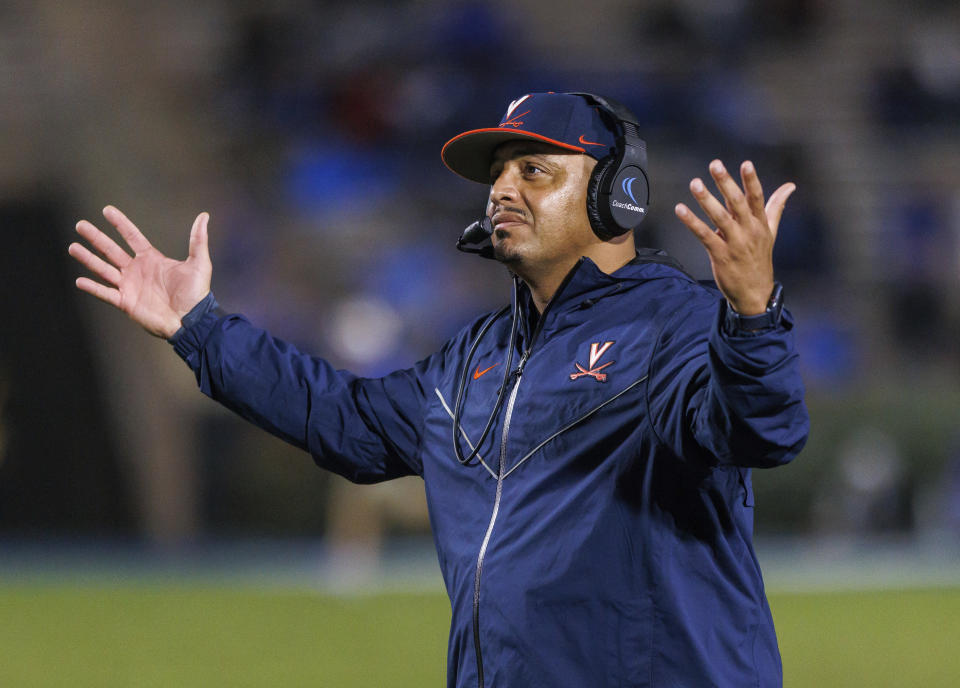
<box><xmin>573</xmin><ymin>91</ymin><xmax>650</xmax><ymax>240</ymax></box>
<box><xmin>457</xmin><ymin>91</ymin><xmax>649</xmax><ymax>256</ymax></box>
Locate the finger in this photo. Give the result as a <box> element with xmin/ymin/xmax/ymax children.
<box><xmin>708</xmin><ymin>160</ymin><xmax>750</xmax><ymax>221</ymax></box>
<box><xmin>675</xmin><ymin>203</ymin><xmax>725</xmax><ymax>253</ymax></box>
<box><xmin>689</xmin><ymin>177</ymin><xmax>735</xmax><ymax>234</ymax></box>
<box><xmin>68</xmin><ymin>242</ymin><xmax>122</xmax><ymax>286</ymax></box>
<box><xmin>75</xmin><ymin>276</ymin><xmax>122</xmax><ymax>309</ymax></box>
<box><xmin>103</xmin><ymin>205</ymin><xmax>153</xmax><ymax>255</ymax></box>
<box><xmin>740</xmin><ymin>161</ymin><xmax>765</xmax><ymax>221</ymax></box>
<box><xmin>764</xmin><ymin>183</ymin><xmax>797</xmax><ymax>239</ymax></box>
<box><xmin>76</xmin><ymin>220</ymin><xmax>132</xmax><ymax>268</ymax></box>
<box><xmin>188</xmin><ymin>212</ymin><xmax>211</xmax><ymax>267</ymax></box>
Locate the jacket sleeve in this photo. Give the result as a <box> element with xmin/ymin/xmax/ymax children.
<box><xmin>170</xmin><ymin>295</ymin><xmax>440</xmax><ymax>483</ymax></box>
<box><xmin>645</xmin><ymin>295</ymin><xmax>809</xmax><ymax>469</ymax></box>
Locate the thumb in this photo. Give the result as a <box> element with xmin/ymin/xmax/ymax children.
<box><xmin>764</xmin><ymin>183</ymin><xmax>796</xmax><ymax>239</ymax></box>
<box><xmin>188</xmin><ymin>212</ymin><xmax>211</xmax><ymax>268</ymax></box>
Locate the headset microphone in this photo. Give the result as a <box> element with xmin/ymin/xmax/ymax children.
<box><xmin>456</xmin><ymin>216</ymin><xmax>495</xmax><ymax>259</ymax></box>
<box><xmin>451</xmin><ymin>214</ymin><xmax>516</xmax><ymax>468</ymax></box>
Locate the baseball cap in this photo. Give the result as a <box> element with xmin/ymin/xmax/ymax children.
<box><xmin>441</xmin><ymin>92</ymin><xmax>618</xmax><ymax>184</ymax></box>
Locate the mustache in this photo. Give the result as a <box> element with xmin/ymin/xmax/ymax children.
<box><xmin>490</xmin><ymin>206</ymin><xmax>527</xmax><ymax>241</ymax></box>
<box><xmin>490</xmin><ymin>205</ymin><xmax>526</xmax><ymax>220</ymax></box>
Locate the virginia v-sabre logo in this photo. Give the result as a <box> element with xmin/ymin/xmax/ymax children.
<box><xmin>570</xmin><ymin>341</ymin><xmax>616</xmax><ymax>383</ymax></box>
<box><xmin>501</xmin><ymin>94</ymin><xmax>531</xmax><ymax>127</ymax></box>
<box><xmin>504</xmin><ymin>94</ymin><xmax>531</xmax><ymax>119</ymax></box>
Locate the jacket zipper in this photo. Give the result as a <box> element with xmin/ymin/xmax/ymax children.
<box><xmin>473</xmin><ymin>349</ymin><xmax>528</xmax><ymax>688</ymax></box>
<box><xmin>471</xmin><ymin>267</ymin><xmax>580</xmax><ymax>687</ymax></box>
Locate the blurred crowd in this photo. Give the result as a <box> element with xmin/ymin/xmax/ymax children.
<box><xmin>2</xmin><ymin>0</ymin><xmax>960</xmax><ymax>550</ymax></box>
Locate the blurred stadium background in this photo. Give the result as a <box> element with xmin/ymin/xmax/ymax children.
<box><xmin>3</xmin><ymin>0</ymin><xmax>960</xmax><ymax>685</ymax></box>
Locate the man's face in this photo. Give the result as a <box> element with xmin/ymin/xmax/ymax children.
<box><xmin>486</xmin><ymin>141</ymin><xmax>597</xmax><ymax>272</ymax></box>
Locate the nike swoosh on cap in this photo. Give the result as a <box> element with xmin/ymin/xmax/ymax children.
<box><xmin>578</xmin><ymin>134</ymin><xmax>605</xmax><ymax>146</ymax></box>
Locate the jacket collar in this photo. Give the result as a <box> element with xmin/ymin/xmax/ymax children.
<box><xmin>517</xmin><ymin>249</ymin><xmax>692</xmax><ymax>342</ymax></box>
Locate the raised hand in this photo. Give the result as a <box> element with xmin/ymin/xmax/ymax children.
<box><xmin>68</xmin><ymin>206</ymin><xmax>212</xmax><ymax>339</ymax></box>
<box><xmin>674</xmin><ymin>160</ymin><xmax>795</xmax><ymax>316</ymax></box>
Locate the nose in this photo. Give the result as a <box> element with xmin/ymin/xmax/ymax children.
<box><xmin>489</xmin><ymin>166</ymin><xmax>519</xmax><ymax>208</ymax></box>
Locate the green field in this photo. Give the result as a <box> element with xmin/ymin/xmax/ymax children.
<box><xmin>0</xmin><ymin>584</ymin><xmax>957</xmax><ymax>686</ymax></box>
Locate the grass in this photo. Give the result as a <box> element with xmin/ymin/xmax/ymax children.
<box><xmin>0</xmin><ymin>584</ymin><xmax>450</xmax><ymax>687</ymax></box>
<box><xmin>772</xmin><ymin>587</ymin><xmax>960</xmax><ymax>687</ymax></box>
<box><xmin>0</xmin><ymin>583</ymin><xmax>957</xmax><ymax>686</ymax></box>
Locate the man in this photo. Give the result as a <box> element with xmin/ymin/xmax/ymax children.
<box><xmin>69</xmin><ymin>92</ymin><xmax>808</xmax><ymax>687</ymax></box>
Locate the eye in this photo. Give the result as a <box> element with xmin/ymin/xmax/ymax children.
<box><xmin>523</xmin><ymin>162</ymin><xmax>544</xmax><ymax>176</ymax></box>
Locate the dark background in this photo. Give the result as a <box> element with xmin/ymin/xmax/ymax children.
<box><xmin>3</xmin><ymin>0</ymin><xmax>960</xmax><ymax>548</ymax></box>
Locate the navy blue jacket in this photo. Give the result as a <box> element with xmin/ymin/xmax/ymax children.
<box><xmin>171</xmin><ymin>254</ymin><xmax>808</xmax><ymax>687</ymax></box>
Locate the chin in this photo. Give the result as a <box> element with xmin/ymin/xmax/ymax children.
<box><xmin>493</xmin><ymin>244</ymin><xmax>524</xmax><ymax>265</ymax></box>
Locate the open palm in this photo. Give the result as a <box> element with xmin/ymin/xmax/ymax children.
<box><xmin>69</xmin><ymin>206</ymin><xmax>212</xmax><ymax>339</ymax></box>
<box><xmin>675</xmin><ymin>160</ymin><xmax>795</xmax><ymax>316</ymax></box>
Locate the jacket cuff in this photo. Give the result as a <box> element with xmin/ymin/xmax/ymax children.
<box><xmin>711</xmin><ymin>302</ymin><xmax>797</xmax><ymax>376</ymax></box>
<box><xmin>168</xmin><ymin>292</ymin><xmax>224</xmax><ymax>366</ymax></box>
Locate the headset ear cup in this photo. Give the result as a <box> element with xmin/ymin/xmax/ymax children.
<box><xmin>586</xmin><ymin>155</ymin><xmax>618</xmax><ymax>240</ymax></box>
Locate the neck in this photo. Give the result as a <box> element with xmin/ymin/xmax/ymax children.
<box><xmin>522</xmin><ymin>235</ymin><xmax>635</xmax><ymax>313</ymax></box>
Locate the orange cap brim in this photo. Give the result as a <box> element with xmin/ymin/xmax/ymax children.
<box><xmin>441</xmin><ymin>128</ymin><xmax>587</xmax><ymax>184</ymax></box>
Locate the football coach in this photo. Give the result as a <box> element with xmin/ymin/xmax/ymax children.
<box><xmin>69</xmin><ymin>91</ymin><xmax>809</xmax><ymax>687</ymax></box>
